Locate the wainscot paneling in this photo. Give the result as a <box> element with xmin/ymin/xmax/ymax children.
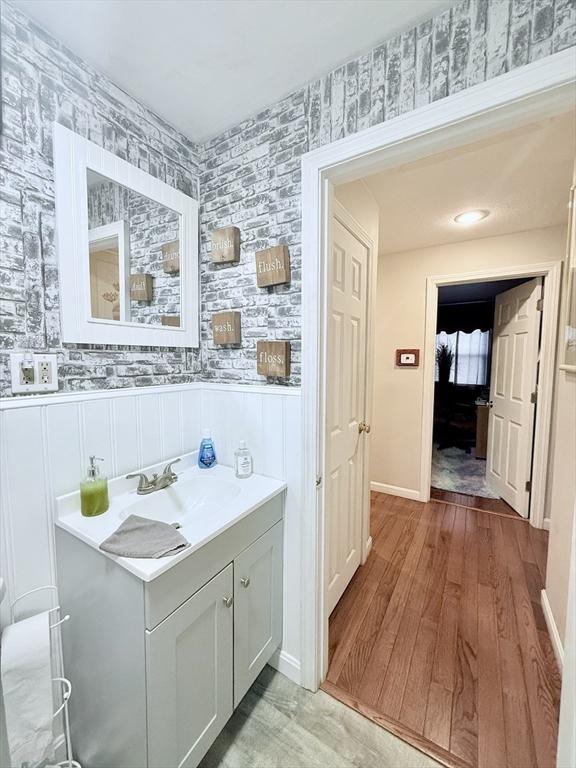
<box><xmin>0</xmin><ymin>383</ymin><xmax>301</xmax><ymax>682</ymax></box>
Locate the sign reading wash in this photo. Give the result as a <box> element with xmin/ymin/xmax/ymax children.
<box><xmin>255</xmin><ymin>245</ymin><xmax>290</xmax><ymax>287</ymax></box>
<box><xmin>257</xmin><ymin>341</ymin><xmax>290</xmax><ymax>378</ymax></box>
<box><xmin>212</xmin><ymin>311</ymin><xmax>241</xmax><ymax>344</ymax></box>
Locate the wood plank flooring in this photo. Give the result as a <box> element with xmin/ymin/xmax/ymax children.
<box><xmin>323</xmin><ymin>492</ymin><xmax>561</xmax><ymax>768</ymax></box>
<box><xmin>430</xmin><ymin>487</ymin><xmax>520</xmax><ymax>518</ymax></box>
<box><xmin>200</xmin><ymin>666</ymin><xmax>443</xmax><ymax>768</ymax></box>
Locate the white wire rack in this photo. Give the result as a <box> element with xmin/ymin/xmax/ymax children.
<box><xmin>8</xmin><ymin>585</ymin><xmax>81</xmax><ymax>768</ymax></box>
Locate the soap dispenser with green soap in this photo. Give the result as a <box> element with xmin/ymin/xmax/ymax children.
<box><xmin>80</xmin><ymin>455</ymin><xmax>109</xmax><ymax>517</ymax></box>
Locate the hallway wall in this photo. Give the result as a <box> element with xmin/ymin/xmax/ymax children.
<box><xmin>370</xmin><ymin>225</ymin><xmax>566</xmax><ymax>514</ymax></box>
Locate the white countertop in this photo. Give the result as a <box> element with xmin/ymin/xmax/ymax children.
<box><xmin>55</xmin><ymin>454</ymin><xmax>286</xmax><ymax>582</ymax></box>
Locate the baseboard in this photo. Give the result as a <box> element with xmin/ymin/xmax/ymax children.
<box><xmin>541</xmin><ymin>589</ymin><xmax>564</xmax><ymax>672</ymax></box>
<box><xmin>542</xmin><ymin>517</ymin><xmax>551</xmax><ymax>531</ymax></box>
<box><xmin>363</xmin><ymin>535</ymin><xmax>373</xmax><ymax>562</ymax></box>
<box><xmin>370</xmin><ymin>482</ymin><xmax>422</xmax><ymax>502</ymax></box>
<box><xmin>269</xmin><ymin>649</ymin><xmax>301</xmax><ymax>685</ymax></box>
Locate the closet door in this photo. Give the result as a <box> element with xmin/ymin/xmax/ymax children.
<box><xmin>146</xmin><ymin>564</ymin><xmax>233</xmax><ymax>768</ymax></box>
<box><xmin>234</xmin><ymin>522</ymin><xmax>283</xmax><ymax>706</ymax></box>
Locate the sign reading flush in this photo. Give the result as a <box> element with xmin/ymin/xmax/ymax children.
<box><xmin>257</xmin><ymin>341</ymin><xmax>291</xmax><ymax>378</ymax></box>
<box><xmin>211</xmin><ymin>226</ymin><xmax>240</xmax><ymax>264</ymax></box>
<box><xmin>255</xmin><ymin>245</ymin><xmax>290</xmax><ymax>287</ymax></box>
<box><xmin>212</xmin><ymin>311</ymin><xmax>241</xmax><ymax>345</ymax></box>
<box><xmin>130</xmin><ymin>273</ymin><xmax>153</xmax><ymax>302</ymax></box>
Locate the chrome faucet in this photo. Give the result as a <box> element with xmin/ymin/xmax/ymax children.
<box><xmin>126</xmin><ymin>458</ymin><xmax>181</xmax><ymax>495</ymax></box>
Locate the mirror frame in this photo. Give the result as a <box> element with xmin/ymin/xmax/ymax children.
<box><xmin>53</xmin><ymin>122</ymin><xmax>199</xmax><ymax>347</ymax></box>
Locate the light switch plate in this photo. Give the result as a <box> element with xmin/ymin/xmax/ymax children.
<box><xmin>10</xmin><ymin>352</ymin><xmax>59</xmax><ymax>394</ymax></box>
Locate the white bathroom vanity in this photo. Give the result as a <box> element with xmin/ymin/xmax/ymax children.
<box><xmin>55</xmin><ymin>455</ymin><xmax>285</xmax><ymax>768</ymax></box>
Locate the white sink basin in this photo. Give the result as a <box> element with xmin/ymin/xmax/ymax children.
<box><xmin>55</xmin><ymin>456</ymin><xmax>286</xmax><ymax>581</ymax></box>
<box><xmin>119</xmin><ymin>475</ymin><xmax>241</xmax><ymax>524</ymax></box>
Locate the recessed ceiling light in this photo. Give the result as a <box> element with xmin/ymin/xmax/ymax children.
<box><xmin>454</xmin><ymin>209</ymin><xmax>490</xmax><ymax>225</ymax></box>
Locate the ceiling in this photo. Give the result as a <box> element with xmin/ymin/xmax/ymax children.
<box><xmin>438</xmin><ymin>279</ymin><xmax>530</xmax><ymax>305</ymax></box>
<box><xmin>13</xmin><ymin>0</ymin><xmax>454</xmax><ymax>144</ymax></box>
<box><xmin>362</xmin><ymin>111</ymin><xmax>575</xmax><ymax>255</ymax></box>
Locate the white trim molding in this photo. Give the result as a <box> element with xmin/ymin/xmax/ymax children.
<box><xmin>269</xmin><ymin>649</ymin><xmax>301</xmax><ymax>685</ymax></box>
<box><xmin>541</xmin><ymin>589</ymin><xmax>565</xmax><ymax>672</ymax></box>
<box><xmin>300</xmin><ymin>50</ymin><xmax>576</xmax><ymax>691</ymax></box>
<box><xmin>420</xmin><ymin>261</ymin><xmax>562</xmax><ymax>530</ymax></box>
<box><xmin>370</xmin><ymin>482</ymin><xmax>423</xmax><ymax>502</ymax></box>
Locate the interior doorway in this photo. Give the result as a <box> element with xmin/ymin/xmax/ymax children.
<box><xmin>316</xmin><ymin>104</ymin><xmax>573</xmax><ymax>767</ymax></box>
<box><xmin>431</xmin><ymin>276</ymin><xmax>541</xmax><ymax>519</ymax></box>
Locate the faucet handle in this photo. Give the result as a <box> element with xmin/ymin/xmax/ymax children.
<box><xmin>126</xmin><ymin>472</ymin><xmax>151</xmax><ymax>492</ymax></box>
<box><xmin>163</xmin><ymin>458</ymin><xmax>181</xmax><ymax>477</ymax></box>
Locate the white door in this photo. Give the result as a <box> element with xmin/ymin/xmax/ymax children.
<box><xmin>486</xmin><ymin>278</ymin><xmax>542</xmax><ymax>517</ymax></box>
<box><xmin>325</xmin><ymin>202</ymin><xmax>371</xmax><ymax>616</ymax></box>
<box><xmin>234</xmin><ymin>521</ymin><xmax>283</xmax><ymax>707</ymax></box>
<box><xmin>146</xmin><ymin>564</ymin><xmax>233</xmax><ymax>768</ymax></box>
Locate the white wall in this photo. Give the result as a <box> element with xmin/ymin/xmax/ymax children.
<box><xmin>370</xmin><ymin>225</ymin><xmax>567</xmax><ymax>504</ymax></box>
<box><xmin>0</xmin><ymin>383</ymin><xmax>302</xmax><ymax>682</ymax></box>
<box><xmin>544</xmin><ymin>370</ymin><xmax>576</xmax><ymax>645</ymax></box>
<box><xmin>334</xmin><ymin>180</ymin><xmax>379</xmax><ymax>254</ymax></box>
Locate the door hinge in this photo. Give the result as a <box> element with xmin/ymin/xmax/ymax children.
<box><xmin>536</xmin><ymin>298</ymin><xmax>544</xmax><ymax>312</ymax></box>
<box><xmin>525</xmin><ymin>480</ymin><xmax>532</xmax><ymax>492</ymax></box>
<box><xmin>530</xmin><ymin>389</ymin><xmax>538</xmax><ymax>404</ymax></box>
<box><xmin>316</xmin><ymin>475</ymin><xmax>322</xmax><ymax>488</ymax></box>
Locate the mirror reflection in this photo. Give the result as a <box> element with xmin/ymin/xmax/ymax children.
<box><xmin>86</xmin><ymin>170</ymin><xmax>182</xmax><ymax>327</ymax></box>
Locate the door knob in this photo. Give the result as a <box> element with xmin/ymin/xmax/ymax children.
<box><xmin>240</xmin><ymin>577</ymin><xmax>250</xmax><ymax>588</ymax></box>
<box><xmin>358</xmin><ymin>422</ymin><xmax>371</xmax><ymax>434</ymax></box>
<box><xmin>222</xmin><ymin>595</ymin><xmax>233</xmax><ymax>608</ymax></box>
<box><xmin>364</xmin><ymin>423</ymin><xmax>371</xmax><ymax>434</ymax></box>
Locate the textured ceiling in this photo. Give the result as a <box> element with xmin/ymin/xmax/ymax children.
<box><xmin>363</xmin><ymin>111</ymin><xmax>575</xmax><ymax>256</ymax></box>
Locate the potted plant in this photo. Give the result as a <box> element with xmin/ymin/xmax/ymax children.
<box><xmin>436</xmin><ymin>342</ymin><xmax>454</xmax><ymax>386</ymax></box>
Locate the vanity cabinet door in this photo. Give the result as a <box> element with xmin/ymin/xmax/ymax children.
<box><xmin>146</xmin><ymin>564</ymin><xmax>233</xmax><ymax>768</ymax></box>
<box><xmin>234</xmin><ymin>521</ymin><xmax>283</xmax><ymax>706</ymax></box>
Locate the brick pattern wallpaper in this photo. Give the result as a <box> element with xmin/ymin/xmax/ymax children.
<box><xmin>0</xmin><ymin>1</ymin><xmax>201</xmax><ymax>395</ymax></box>
<box><xmin>199</xmin><ymin>0</ymin><xmax>575</xmax><ymax>386</ymax></box>
<box><xmin>1</xmin><ymin>0</ymin><xmax>575</xmax><ymax>394</ymax></box>
<box><xmin>87</xmin><ymin>181</ymin><xmax>181</xmax><ymax>324</ymax></box>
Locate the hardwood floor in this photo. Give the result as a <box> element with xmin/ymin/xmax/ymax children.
<box><xmin>323</xmin><ymin>492</ymin><xmax>560</xmax><ymax>768</ymax></box>
<box><xmin>430</xmin><ymin>487</ymin><xmax>521</xmax><ymax>518</ymax></box>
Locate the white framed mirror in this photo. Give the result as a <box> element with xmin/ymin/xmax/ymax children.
<box><xmin>53</xmin><ymin>123</ymin><xmax>199</xmax><ymax>347</ymax></box>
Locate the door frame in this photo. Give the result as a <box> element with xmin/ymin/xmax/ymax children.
<box><xmin>300</xmin><ymin>49</ymin><xmax>575</xmax><ymax>691</ymax></box>
<box><xmin>420</xmin><ymin>263</ymin><xmax>561</xmax><ymax>527</ymax></box>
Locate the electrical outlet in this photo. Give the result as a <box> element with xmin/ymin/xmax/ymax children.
<box><xmin>10</xmin><ymin>352</ymin><xmax>59</xmax><ymax>394</ymax></box>
<box><xmin>20</xmin><ymin>363</ymin><xmax>35</xmax><ymax>385</ymax></box>
<box><xmin>39</xmin><ymin>361</ymin><xmax>52</xmax><ymax>385</ymax></box>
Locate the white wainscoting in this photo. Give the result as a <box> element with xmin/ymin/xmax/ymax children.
<box><xmin>0</xmin><ymin>382</ymin><xmax>302</xmax><ymax>682</ymax></box>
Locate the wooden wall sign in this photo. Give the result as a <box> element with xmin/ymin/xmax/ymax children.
<box><xmin>211</xmin><ymin>226</ymin><xmax>240</xmax><ymax>264</ymax></box>
<box><xmin>130</xmin><ymin>273</ymin><xmax>153</xmax><ymax>302</ymax></box>
<box><xmin>161</xmin><ymin>314</ymin><xmax>180</xmax><ymax>327</ymax></box>
<box><xmin>257</xmin><ymin>341</ymin><xmax>290</xmax><ymax>378</ymax></box>
<box><xmin>212</xmin><ymin>311</ymin><xmax>241</xmax><ymax>345</ymax></box>
<box><xmin>162</xmin><ymin>240</ymin><xmax>180</xmax><ymax>273</ymax></box>
<box><xmin>395</xmin><ymin>348</ymin><xmax>420</xmax><ymax>367</ymax></box>
<box><xmin>255</xmin><ymin>245</ymin><xmax>290</xmax><ymax>288</ymax></box>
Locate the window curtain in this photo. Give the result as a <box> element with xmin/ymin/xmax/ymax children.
<box><xmin>436</xmin><ymin>329</ymin><xmax>491</xmax><ymax>385</ymax></box>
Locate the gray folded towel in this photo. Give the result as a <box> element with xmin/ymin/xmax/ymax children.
<box><xmin>99</xmin><ymin>514</ymin><xmax>190</xmax><ymax>558</ymax></box>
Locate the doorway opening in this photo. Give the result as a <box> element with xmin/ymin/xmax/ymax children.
<box><xmin>431</xmin><ymin>276</ymin><xmax>539</xmax><ymax>519</ymax></box>
<box><xmin>317</xmin><ymin>102</ymin><xmax>573</xmax><ymax>767</ymax></box>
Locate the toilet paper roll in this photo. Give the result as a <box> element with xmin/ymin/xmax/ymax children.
<box><xmin>1</xmin><ymin>611</ymin><xmax>54</xmax><ymax>766</ymax></box>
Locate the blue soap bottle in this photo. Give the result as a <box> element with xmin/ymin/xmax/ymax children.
<box><xmin>198</xmin><ymin>429</ymin><xmax>217</xmax><ymax>469</ymax></box>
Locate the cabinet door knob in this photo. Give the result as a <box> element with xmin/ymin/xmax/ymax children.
<box><xmin>222</xmin><ymin>595</ymin><xmax>233</xmax><ymax>608</ymax></box>
<box><xmin>240</xmin><ymin>577</ymin><xmax>250</xmax><ymax>588</ymax></box>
